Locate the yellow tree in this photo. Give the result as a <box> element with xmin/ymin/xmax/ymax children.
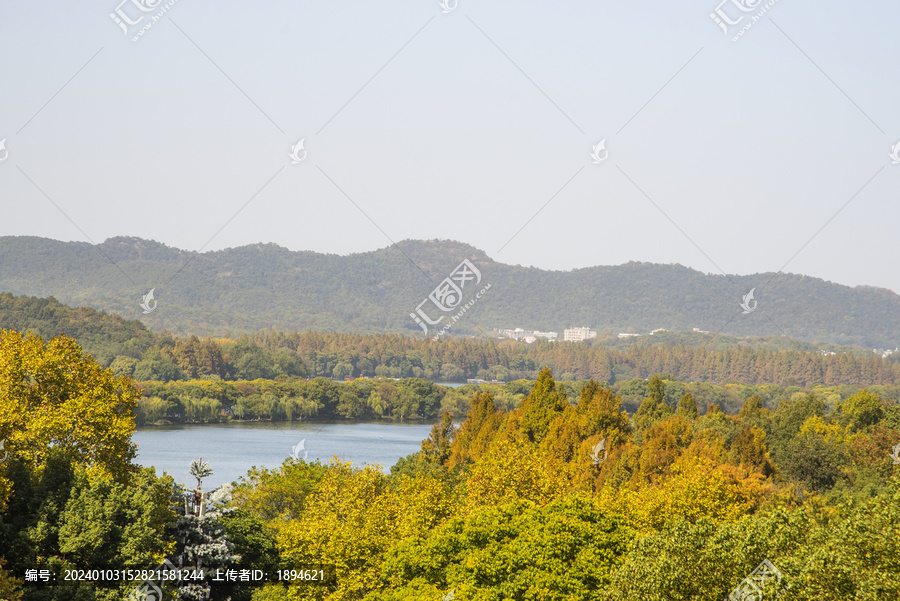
<box><xmin>464</xmin><ymin>439</ymin><xmax>568</xmax><ymax>512</ymax></box>
<box><xmin>274</xmin><ymin>461</ymin><xmax>454</xmax><ymax>600</ymax></box>
<box><xmin>0</xmin><ymin>330</ymin><xmax>138</xmax><ymax>484</ymax></box>
<box><xmin>597</xmin><ymin>456</ymin><xmax>756</xmax><ymax>533</ymax></box>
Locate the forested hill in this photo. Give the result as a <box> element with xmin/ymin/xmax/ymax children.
<box><xmin>1</xmin><ymin>235</ymin><xmax>898</xmax><ymax>347</ymax></box>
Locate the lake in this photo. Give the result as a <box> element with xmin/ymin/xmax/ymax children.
<box><xmin>133</xmin><ymin>421</ymin><xmax>433</xmax><ymax>489</ymax></box>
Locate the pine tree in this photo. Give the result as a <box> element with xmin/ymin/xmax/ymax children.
<box><xmin>634</xmin><ymin>375</ymin><xmax>673</xmax><ymax>432</ymax></box>
<box><xmin>171</xmin><ymin>458</ymin><xmax>239</xmax><ymax>600</ymax></box>
<box><xmin>519</xmin><ymin>367</ymin><xmax>567</xmax><ymax>443</ymax></box>
<box><xmin>676</xmin><ymin>393</ymin><xmax>698</xmax><ymax>420</ymax></box>
<box><xmin>423</xmin><ymin>411</ymin><xmax>455</xmax><ymax>466</ymax></box>
<box><xmin>738</xmin><ymin>395</ymin><xmax>765</xmax><ymax>422</ymax></box>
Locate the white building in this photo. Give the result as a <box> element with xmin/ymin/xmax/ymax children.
<box><xmin>564</xmin><ymin>327</ymin><xmax>597</xmax><ymax>342</ymax></box>
<box><xmin>499</xmin><ymin>328</ymin><xmax>558</xmax><ymax>342</ymax></box>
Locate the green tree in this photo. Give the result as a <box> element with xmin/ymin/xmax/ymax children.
<box><xmin>676</xmin><ymin>392</ymin><xmax>698</xmax><ymax>420</ymax></box>
<box><xmin>372</xmin><ymin>496</ymin><xmax>632</xmax><ymax>601</ymax></box>
<box><xmin>421</xmin><ymin>412</ymin><xmax>454</xmax><ymax>466</ymax></box>
<box><xmin>519</xmin><ymin>367</ymin><xmax>567</xmax><ymax>443</ymax></box>
<box><xmin>634</xmin><ymin>375</ymin><xmax>673</xmax><ymax>433</ymax></box>
<box><xmin>738</xmin><ymin>395</ymin><xmax>765</xmax><ymax>422</ymax></box>
<box><xmin>448</xmin><ymin>391</ymin><xmax>502</xmax><ymax>468</ymax></box>
<box><xmin>232</xmin><ymin>459</ymin><xmax>329</xmax><ymax>522</ymax></box>
<box><xmin>838</xmin><ymin>388</ymin><xmax>884</xmax><ymax>432</ymax></box>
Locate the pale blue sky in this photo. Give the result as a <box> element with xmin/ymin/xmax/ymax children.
<box><xmin>1</xmin><ymin>0</ymin><xmax>898</xmax><ymax>292</ymax></box>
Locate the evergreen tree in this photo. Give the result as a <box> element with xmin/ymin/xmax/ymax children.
<box><xmin>676</xmin><ymin>393</ymin><xmax>698</xmax><ymax>420</ymax></box>
<box><xmin>634</xmin><ymin>375</ymin><xmax>673</xmax><ymax>432</ymax></box>
<box><xmin>172</xmin><ymin>459</ymin><xmax>239</xmax><ymax>601</ymax></box>
<box><xmin>738</xmin><ymin>395</ymin><xmax>765</xmax><ymax>422</ymax></box>
<box><xmin>448</xmin><ymin>391</ymin><xmax>502</xmax><ymax>467</ymax></box>
<box><xmin>577</xmin><ymin>380</ymin><xmax>632</xmax><ymax>447</ymax></box>
<box><xmin>519</xmin><ymin>367</ymin><xmax>567</xmax><ymax>443</ymax></box>
<box><xmin>422</xmin><ymin>411</ymin><xmax>455</xmax><ymax>466</ymax></box>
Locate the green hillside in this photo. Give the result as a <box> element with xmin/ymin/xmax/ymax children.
<box><xmin>0</xmin><ymin>235</ymin><xmax>898</xmax><ymax>347</ymax></box>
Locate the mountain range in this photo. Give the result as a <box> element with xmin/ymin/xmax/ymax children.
<box><xmin>0</xmin><ymin>235</ymin><xmax>897</xmax><ymax>348</ymax></box>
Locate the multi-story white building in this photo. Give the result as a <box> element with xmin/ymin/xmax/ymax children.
<box><xmin>499</xmin><ymin>328</ymin><xmax>559</xmax><ymax>342</ymax></box>
<box><xmin>564</xmin><ymin>327</ymin><xmax>597</xmax><ymax>342</ymax></box>
<box><xmin>499</xmin><ymin>328</ymin><xmax>529</xmax><ymax>341</ymax></box>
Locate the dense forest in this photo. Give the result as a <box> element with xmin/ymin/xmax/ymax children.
<box><xmin>2</xmin><ymin>294</ymin><xmax>899</xmax><ymax>395</ymax></box>
<box><xmin>1</xmin><ymin>329</ymin><xmax>899</xmax><ymax>600</ymax></box>
<box><xmin>1</xmin><ymin>236</ymin><xmax>899</xmax><ymax>346</ymax></box>
<box><xmin>132</xmin><ymin>373</ymin><xmax>900</xmax><ymax>427</ymax></box>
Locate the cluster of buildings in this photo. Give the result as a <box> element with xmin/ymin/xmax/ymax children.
<box><xmin>498</xmin><ymin>328</ymin><xmax>559</xmax><ymax>343</ymax></box>
<box><xmin>497</xmin><ymin>326</ymin><xmax>599</xmax><ymax>343</ymax></box>
<box><xmin>617</xmin><ymin>327</ymin><xmax>669</xmax><ymax>339</ymax></box>
<box><xmin>498</xmin><ymin>325</ymin><xmax>721</xmax><ymax>343</ymax></box>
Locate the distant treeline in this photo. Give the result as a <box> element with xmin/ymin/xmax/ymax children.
<box><xmin>125</xmin><ymin>331</ymin><xmax>900</xmax><ymax>388</ymax></box>
<box><xmin>2</xmin><ymin>293</ymin><xmax>899</xmax><ymax>389</ymax></box>
<box><xmin>134</xmin><ymin>372</ymin><xmax>900</xmax><ymax>428</ymax></box>
<box><xmin>137</xmin><ymin>377</ymin><xmax>443</xmax><ymax>425</ymax></box>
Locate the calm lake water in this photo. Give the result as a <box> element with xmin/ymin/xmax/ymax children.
<box><xmin>133</xmin><ymin>421</ymin><xmax>433</xmax><ymax>489</ymax></box>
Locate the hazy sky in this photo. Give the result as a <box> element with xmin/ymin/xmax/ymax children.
<box><xmin>1</xmin><ymin>0</ymin><xmax>898</xmax><ymax>293</ymax></box>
